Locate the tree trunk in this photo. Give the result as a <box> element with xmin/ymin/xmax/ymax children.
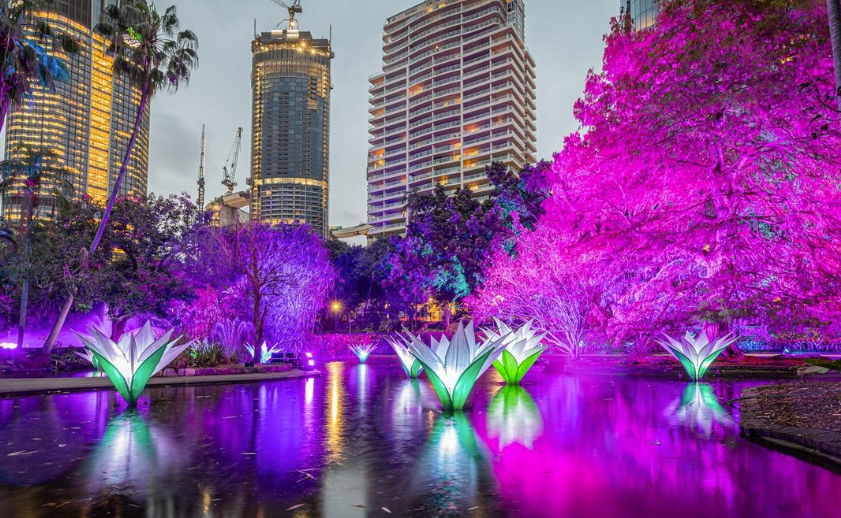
<box><xmin>16</xmin><ymin>196</ymin><xmax>32</xmax><ymax>349</ymax></box>
<box><xmin>443</xmin><ymin>302</ymin><xmax>452</xmax><ymax>329</ymax></box>
<box><xmin>0</xmin><ymin>100</ymin><xmax>9</xmax><ymax>141</ymax></box>
<box><xmin>90</xmin><ymin>85</ymin><xmax>149</xmax><ymax>253</ymax></box>
<box><xmin>42</xmin><ymin>84</ymin><xmax>149</xmax><ymax>354</ymax></box>
<box><xmin>251</xmin><ymin>248</ymin><xmax>263</xmax><ymax>363</ymax></box>
<box><xmin>829</xmin><ymin>0</ymin><xmax>841</xmax><ymax>114</ymax></box>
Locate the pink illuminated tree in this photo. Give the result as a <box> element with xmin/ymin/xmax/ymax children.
<box><xmin>471</xmin><ymin>0</ymin><xmax>841</xmax><ymax>354</ymax></box>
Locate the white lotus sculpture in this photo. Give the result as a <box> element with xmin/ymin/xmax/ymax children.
<box><xmin>76</xmin><ymin>322</ymin><xmax>192</xmax><ymax>407</ymax></box>
<box><xmin>388</xmin><ymin>335</ymin><xmax>424</xmax><ymax>378</ymax></box>
<box><xmin>245</xmin><ymin>341</ymin><xmax>280</xmax><ymax>364</ymax></box>
<box><xmin>403</xmin><ymin>321</ymin><xmax>509</xmax><ymax>411</ymax></box>
<box><xmin>482</xmin><ymin>319</ymin><xmax>546</xmax><ymax>384</ymax></box>
<box><xmin>657</xmin><ymin>330</ymin><xmax>739</xmax><ymax>381</ymax></box>
<box><xmin>350</xmin><ymin>343</ymin><xmax>376</xmax><ymax>364</ymax></box>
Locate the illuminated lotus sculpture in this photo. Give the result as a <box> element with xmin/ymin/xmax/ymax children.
<box><xmin>75</xmin><ymin>348</ymin><xmax>100</xmax><ymax>370</ymax></box>
<box><xmin>245</xmin><ymin>341</ymin><xmax>280</xmax><ymax>364</ymax></box>
<box><xmin>657</xmin><ymin>330</ymin><xmax>739</xmax><ymax>381</ymax></box>
<box><xmin>77</xmin><ymin>322</ymin><xmax>192</xmax><ymax>407</ymax></box>
<box><xmin>482</xmin><ymin>319</ymin><xmax>546</xmax><ymax>385</ymax></box>
<box><xmin>387</xmin><ymin>335</ymin><xmax>424</xmax><ymax>378</ymax></box>
<box><xmin>350</xmin><ymin>343</ymin><xmax>376</xmax><ymax>364</ymax></box>
<box><xmin>404</xmin><ymin>321</ymin><xmax>509</xmax><ymax>411</ymax></box>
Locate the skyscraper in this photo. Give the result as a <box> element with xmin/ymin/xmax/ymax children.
<box><xmin>2</xmin><ymin>0</ymin><xmax>150</xmax><ymax>221</ymax></box>
<box><xmin>250</xmin><ymin>8</ymin><xmax>333</xmax><ymax>237</ymax></box>
<box><xmin>366</xmin><ymin>0</ymin><xmax>537</xmax><ymax>241</ymax></box>
<box><xmin>624</xmin><ymin>0</ymin><xmax>660</xmax><ymax>30</ymax></box>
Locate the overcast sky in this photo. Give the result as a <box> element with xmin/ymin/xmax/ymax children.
<box><xmin>147</xmin><ymin>0</ymin><xmax>618</xmax><ymax>228</ymax></box>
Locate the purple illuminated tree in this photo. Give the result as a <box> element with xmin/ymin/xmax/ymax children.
<box><xmin>196</xmin><ymin>224</ymin><xmax>335</xmax><ymax>359</ymax></box>
<box><xmin>387</xmin><ymin>162</ymin><xmax>548</xmax><ymax>327</ymax></box>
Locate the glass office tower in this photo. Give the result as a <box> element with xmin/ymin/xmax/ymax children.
<box><xmin>250</xmin><ymin>23</ymin><xmax>333</xmax><ymax>237</ymax></box>
<box><xmin>2</xmin><ymin>0</ymin><xmax>150</xmax><ymax>221</ymax></box>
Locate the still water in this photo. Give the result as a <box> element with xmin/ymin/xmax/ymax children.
<box><xmin>0</xmin><ymin>362</ymin><xmax>839</xmax><ymax>517</ymax></box>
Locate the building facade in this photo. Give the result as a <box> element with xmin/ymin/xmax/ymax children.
<box><xmin>624</xmin><ymin>0</ymin><xmax>660</xmax><ymax>30</ymax></box>
<box><xmin>366</xmin><ymin>0</ymin><xmax>537</xmax><ymax>241</ymax></box>
<box><xmin>249</xmin><ymin>27</ymin><xmax>333</xmax><ymax>237</ymax></box>
<box><xmin>2</xmin><ymin>0</ymin><xmax>150</xmax><ymax>221</ymax></box>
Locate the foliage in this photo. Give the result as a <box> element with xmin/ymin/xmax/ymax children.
<box><xmin>0</xmin><ymin>0</ymin><xmax>78</xmax><ymax>133</ymax></box>
<box><xmin>471</xmin><ymin>0</ymin><xmax>841</xmax><ymax>356</ymax></box>
<box><xmin>386</xmin><ymin>162</ymin><xmax>549</xmax><ymax>322</ymax></box>
<box><xmin>191</xmin><ymin>223</ymin><xmax>335</xmax><ymax>357</ymax></box>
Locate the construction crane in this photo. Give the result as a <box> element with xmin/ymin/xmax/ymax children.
<box><xmin>222</xmin><ymin>127</ymin><xmax>243</xmax><ymax>194</ymax></box>
<box><xmin>197</xmin><ymin>124</ymin><xmax>206</xmax><ymax>208</ymax></box>
<box><xmin>271</xmin><ymin>0</ymin><xmax>303</xmax><ymax>30</ymax></box>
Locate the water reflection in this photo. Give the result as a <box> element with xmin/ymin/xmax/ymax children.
<box><xmin>664</xmin><ymin>383</ymin><xmax>733</xmax><ymax>438</ymax></box>
<box><xmin>82</xmin><ymin>411</ymin><xmax>184</xmax><ymax>495</ymax></box>
<box><xmin>408</xmin><ymin>412</ymin><xmax>497</xmax><ymax>515</ymax></box>
<box><xmin>0</xmin><ymin>367</ymin><xmax>840</xmax><ymax>517</ymax></box>
<box><xmin>486</xmin><ymin>385</ymin><xmax>544</xmax><ymax>450</ymax></box>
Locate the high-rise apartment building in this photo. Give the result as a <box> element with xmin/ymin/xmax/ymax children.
<box><xmin>624</xmin><ymin>0</ymin><xmax>660</xmax><ymax>30</ymax></box>
<box><xmin>250</xmin><ymin>14</ymin><xmax>333</xmax><ymax>237</ymax></box>
<box><xmin>2</xmin><ymin>0</ymin><xmax>150</xmax><ymax>221</ymax></box>
<box><xmin>366</xmin><ymin>0</ymin><xmax>537</xmax><ymax>241</ymax></box>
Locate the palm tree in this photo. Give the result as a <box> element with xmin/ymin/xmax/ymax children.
<box><xmin>42</xmin><ymin>1</ymin><xmax>198</xmax><ymax>354</ymax></box>
<box><xmin>0</xmin><ymin>145</ymin><xmax>72</xmax><ymax>348</ymax></box>
<box><xmin>0</xmin><ymin>0</ymin><xmax>77</xmax><ymax>133</ymax></box>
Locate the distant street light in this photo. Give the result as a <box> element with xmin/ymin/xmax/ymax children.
<box><xmin>331</xmin><ymin>301</ymin><xmax>342</xmax><ymax>331</ymax></box>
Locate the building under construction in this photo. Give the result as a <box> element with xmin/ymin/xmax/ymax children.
<box><xmin>249</xmin><ymin>1</ymin><xmax>334</xmax><ymax>236</ymax></box>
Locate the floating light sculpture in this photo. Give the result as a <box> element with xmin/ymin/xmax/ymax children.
<box><xmin>387</xmin><ymin>335</ymin><xmax>424</xmax><ymax>378</ymax></box>
<box><xmin>482</xmin><ymin>319</ymin><xmax>546</xmax><ymax>385</ymax></box>
<box><xmin>76</xmin><ymin>322</ymin><xmax>192</xmax><ymax>407</ymax></box>
<box><xmin>349</xmin><ymin>343</ymin><xmax>376</xmax><ymax>364</ymax></box>
<box><xmin>245</xmin><ymin>341</ymin><xmax>280</xmax><ymax>364</ymax></box>
<box><xmin>657</xmin><ymin>331</ymin><xmax>739</xmax><ymax>381</ymax></box>
<box><xmin>75</xmin><ymin>348</ymin><xmax>100</xmax><ymax>370</ymax></box>
<box><xmin>403</xmin><ymin>321</ymin><xmax>509</xmax><ymax>411</ymax></box>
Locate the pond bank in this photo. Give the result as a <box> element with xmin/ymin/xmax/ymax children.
<box><xmin>739</xmin><ymin>382</ymin><xmax>841</xmax><ymax>467</ymax></box>
<box><xmin>0</xmin><ymin>368</ymin><xmax>320</xmax><ymax>397</ymax></box>
<box><xmin>546</xmin><ymin>355</ymin><xmax>835</xmax><ymax>379</ymax></box>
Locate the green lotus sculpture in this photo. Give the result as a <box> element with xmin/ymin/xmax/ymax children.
<box><xmin>77</xmin><ymin>322</ymin><xmax>192</xmax><ymax>407</ymax></box>
<box><xmin>349</xmin><ymin>343</ymin><xmax>376</xmax><ymax>364</ymax></box>
<box><xmin>657</xmin><ymin>330</ymin><xmax>739</xmax><ymax>381</ymax></box>
<box><xmin>388</xmin><ymin>335</ymin><xmax>424</xmax><ymax>378</ymax></box>
<box><xmin>482</xmin><ymin>319</ymin><xmax>546</xmax><ymax>385</ymax></box>
<box><xmin>404</xmin><ymin>321</ymin><xmax>509</xmax><ymax>411</ymax></box>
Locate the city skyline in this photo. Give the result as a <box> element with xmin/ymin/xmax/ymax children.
<box><xmin>1</xmin><ymin>0</ymin><xmax>618</xmax><ymax>231</ymax></box>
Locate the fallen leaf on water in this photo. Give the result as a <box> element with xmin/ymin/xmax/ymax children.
<box><xmin>286</xmin><ymin>503</ymin><xmax>306</xmax><ymax>511</ymax></box>
<box><xmin>382</xmin><ymin>507</ymin><xmax>392</xmax><ymax>514</ymax></box>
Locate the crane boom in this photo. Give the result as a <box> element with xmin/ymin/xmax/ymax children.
<box><xmin>270</xmin><ymin>0</ymin><xmax>303</xmax><ymax>30</ymax></box>
<box><xmin>197</xmin><ymin>124</ymin><xmax>206</xmax><ymax>208</ymax></box>
<box><xmin>222</xmin><ymin>127</ymin><xmax>243</xmax><ymax>194</ymax></box>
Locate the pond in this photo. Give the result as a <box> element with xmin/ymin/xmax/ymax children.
<box><xmin>0</xmin><ymin>361</ymin><xmax>839</xmax><ymax>517</ymax></box>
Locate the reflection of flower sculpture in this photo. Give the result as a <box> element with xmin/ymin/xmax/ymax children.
<box><xmin>388</xmin><ymin>335</ymin><xmax>423</xmax><ymax>378</ymax></box>
<box><xmin>657</xmin><ymin>331</ymin><xmax>738</xmax><ymax>381</ymax></box>
<box><xmin>84</xmin><ymin>412</ymin><xmax>184</xmax><ymax>494</ymax></box>
<box><xmin>482</xmin><ymin>319</ymin><xmax>546</xmax><ymax>385</ymax></box>
<box><xmin>664</xmin><ymin>383</ymin><xmax>732</xmax><ymax>438</ymax></box>
<box><xmin>405</xmin><ymin>322</ymin><xmax>509</xmax><ymax>411</ymax></box>
<box><xmin>349</xmin><ymin>343</ymin><xmax>376</xmax><ymax>364</ymax></box>
<box><xmin>486</xmin><ymin>385</ymin><xmax>544</xmax><ymax>449</ymax></box>
<box><xmin>77</xmin><ymin>322</ymin><xmax>191</xmax><ymax>407</ymax></box>
<box><xmin>245</xmin><ymin>341</ymin><xmax>280</xmax><ymax>364</ymax></box>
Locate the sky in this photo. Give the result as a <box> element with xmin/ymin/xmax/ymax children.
<box><xmin>147</xmin><ymin>0</ymin><xmax>619</xmax><ymax>229</ymax></box>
